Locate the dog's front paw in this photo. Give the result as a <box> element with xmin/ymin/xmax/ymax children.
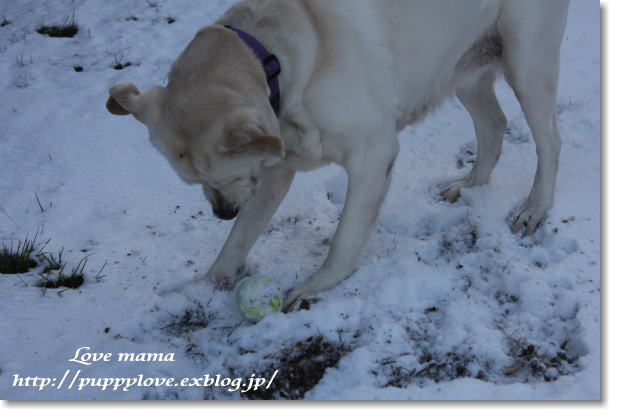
<box><xmin>283</xmin><ymin>287</ymin><xmax>309</xmax><ymax>313</ymax></box>
<box><xmin>205</xmin><ymin>266</ymin><xmax>244</xmax><ymax>291</ymax></box>
<box><xmin>509</xmin><ymin>204</ymin><xmax>547</xmax><ymax>237</ymax></box>
<box><xmin>210</xmin><ymin>276</ymin><xmax>236</xmax><ymax>291</ymax></box>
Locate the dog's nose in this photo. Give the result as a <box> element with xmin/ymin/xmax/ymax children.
<box><xmin>212</xmin><ymin>205</ymin><xmax>239</xmax><ymax>221</ymax></box>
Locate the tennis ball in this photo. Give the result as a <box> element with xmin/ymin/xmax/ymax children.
<box><xmin>235</xmin><ymin>276</ymin><xmax>283</xmax><ymax>322</ymax></box>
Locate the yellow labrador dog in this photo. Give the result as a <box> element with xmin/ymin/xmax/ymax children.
<box><xmin>107</xmin><ymin>0</ymin><xmax>569</xmax><ymax>310</ymax></box>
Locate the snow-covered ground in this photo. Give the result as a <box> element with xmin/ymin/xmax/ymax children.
<box><xmin>0</xmin><ymin>0</ymin><xmax>600</xmax><ymax>400</ymax></box>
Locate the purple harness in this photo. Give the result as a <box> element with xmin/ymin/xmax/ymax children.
<box><xmin>224</xmin><ymin>25</ymin><xmax>281</xmax><ymax>114</ymax></box>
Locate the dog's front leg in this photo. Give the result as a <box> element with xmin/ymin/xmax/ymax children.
<box><xmin>284</xmin><ymin>138</ymin><xmax>399</xmax><ymax>311</ymax></box>
<box><xmin>206</xmin><ymin>165</ymin><xmax>295</xmax><ymax>289</ymax></box>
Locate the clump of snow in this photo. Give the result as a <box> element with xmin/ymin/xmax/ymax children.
<box><xmin>0</xmin><ymin>0</ymin><xmax>599</xmax><ymax>400</ymax></box>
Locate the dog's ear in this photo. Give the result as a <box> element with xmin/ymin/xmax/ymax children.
<box><xmin>219</xmin><ymin>125</ymin><xmax>285</xmax><ymax>161</ymax></box>
<box><xmin>107</xmin><ymin>84</ymin><xmax>141</xmax><ymax>115</ymax></box>
<box><xmin>107</xmin><ymin>84</ymin><xmax>158</xmax><ymax>124</ymax></box>
<box><xmin>106</xmin><ymin>95</ymin><xmax>132</xmax><ymax>116</ymax></box>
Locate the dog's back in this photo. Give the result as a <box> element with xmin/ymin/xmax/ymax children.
<box><xmin>218</xmin><ymin>0</ymin><xmax>568</xmax><ymax>130</ymax></box>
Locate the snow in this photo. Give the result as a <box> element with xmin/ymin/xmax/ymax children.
<box><xmin>0</xmin><ymin>0</ymin><xmax>600</xmax><ymax>400</ymax></box>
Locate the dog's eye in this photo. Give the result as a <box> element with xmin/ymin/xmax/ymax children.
<box><xmin>178</xmin><ymin>153</ymin><xmax>185</xmax><ymax>159</ymax></box>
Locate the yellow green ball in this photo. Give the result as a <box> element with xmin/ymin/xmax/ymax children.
<box><xmin>235</xmin><ymin>276</ymin><xmax>283</xmax><ymax>322</ymax></box>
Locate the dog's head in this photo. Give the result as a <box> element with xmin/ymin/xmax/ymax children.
<box><xmin>106</xmin><ymin>26</ymin><xmax>284</xmax><ymax>220</ymax></box>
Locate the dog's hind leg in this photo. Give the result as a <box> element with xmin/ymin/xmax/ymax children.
<box><xmin>499</xmin><ymin>0</ymin><xmax>569</xmax><ymax>236</ymax></box>
<box><xmin>441</xmin><ymin>71</ymin><xmax>507</xmax><ymax>203</ymax></box>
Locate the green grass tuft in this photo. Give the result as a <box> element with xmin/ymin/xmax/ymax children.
<box><xmin>0</xmin><ymin>234</ymin><xmax>38</xmax><ymax>274</ymax></box>
<box><xmin>2</xmin><ymin>231</ymin><xmax>106</xmax><ymax>289</ymax></box>
<box><xmin>37</xmin><ymin>254</ymin><xmax>87</xmax><ymax>289</ymax></box>
<box><xmin>39</xmin><ymin>248</ymin><xmax>65</xmax><ymax>273</ymax></box>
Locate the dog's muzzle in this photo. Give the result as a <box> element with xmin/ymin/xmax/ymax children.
<box><xmin>212</xmin><ymin>204</ymin><xmax>240</xmax><ymax>221</ymax></box>
<box><xmin>211</xmin><ymin>189</ymin><xmax>240</xmax><ymax>220</ymax></box>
